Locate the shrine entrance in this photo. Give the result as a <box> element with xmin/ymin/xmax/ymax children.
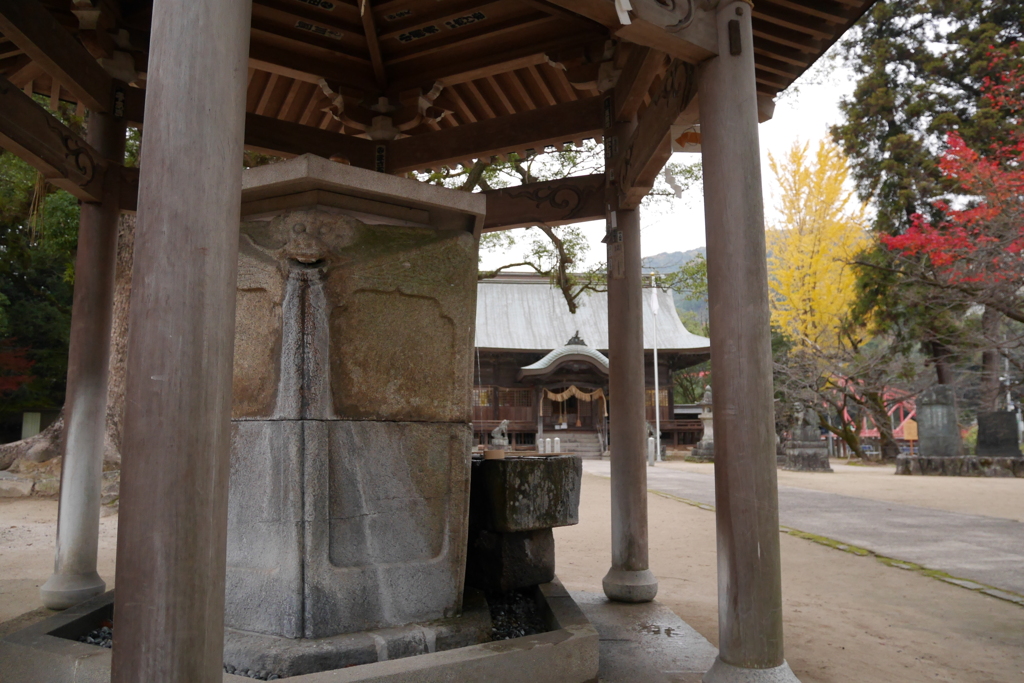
<box><xmin>542</xmin><ymin>385</ymin><xmax>607</xmax><ymax>432</ymax></box>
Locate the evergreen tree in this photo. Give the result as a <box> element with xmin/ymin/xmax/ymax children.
<box><xmin>832</xmin><ymin>0</ymin><xmax>1024</xmax><ymax>383</ymax></box>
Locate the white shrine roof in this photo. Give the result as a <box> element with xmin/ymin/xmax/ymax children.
<box><xmin>475</xmin><ymin>276</ymin><xmax>710</xmax><ymax>354</ymax></box>
<box><xmin>520</xmin><ymin>344</ymin><xmax>610</xmax><ymax>373</ymax></box>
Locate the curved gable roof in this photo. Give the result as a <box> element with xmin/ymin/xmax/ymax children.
<box><xmin>475</xmin><ymin>278</ymin><xmax>710</xmax><ymax>354</ymax></box>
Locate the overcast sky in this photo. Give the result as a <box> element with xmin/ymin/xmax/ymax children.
<box><xmin>478</xmin><ymin>52</ymin><xmax>858</xmax><ymax>271</ymax></box>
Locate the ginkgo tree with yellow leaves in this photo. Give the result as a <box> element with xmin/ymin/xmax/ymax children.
<box><xmin>766</xmin><ymin>139</ymin><xmax>924</xmax><ymax>461</ymax></box>
<box><xmin>766</xmin><ymin>139</ymin><xmax>869</xmax><ymax>352</ymax></box>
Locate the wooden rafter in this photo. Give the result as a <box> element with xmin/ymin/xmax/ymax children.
<box><xmin>244</xmin><ymin>112</ymin><xmax>378</xmax><ymax>169</ymax></box>
<box><xmin>359</xmin><ymin>0</ymin><xmax>388</xmax><ymax>90</ymax></box>
<box><xmin>0</xmin><ymin>0</ymin><xmax>877</xmax><ymax>185</ymax></box>
<box><xmin>389</xmin><ymin>19</ymin><xmax>605</xmax><ymax>90</ymax></box>
<box><xmin>0</xmin><ymin>0</ymin><xmax>113</xmax><ymax>113</ymax></box>
<box><xmin>390</xmin><ymin>95</ymin><xmax>603</xmax><ymax>173</ymax></box>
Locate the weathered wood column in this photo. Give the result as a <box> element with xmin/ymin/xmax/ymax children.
<box><xmin>38</xmin><ymin>111</ymin><xmax>125</xmax><ymax>610</ymax></box>
<box><xmin>602</xmin><ymin>206</ymin><xmax>658</xmax><ymax>603</ymax></box>
<box><xmin>111</xmin><ymin>1</ymin><xmax>251</xmax><ymax>681</ymax></box>
<box><xmin>699</xmin><ymin>2</ymin><xmax>799</xmax><ymax>681</ymax></box>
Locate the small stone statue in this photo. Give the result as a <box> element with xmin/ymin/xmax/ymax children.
<box><xmin>792</xmin><ymin>400</ymin><xmax>821</xmax><ymax>429</ymax></box>
<box><xmin>782</xmin><ymin>400</ymin><xmax>831</xmax><ymax>472</ymax></box>
<box><xmin>700</xmin><ymin>384</ymin><xmax>712</xmax><ymax>406</ymax></box>
<box><xmin>490</xmin><ymin>419</ymin><xmax>510</xmax><ymax>448</ymax></box>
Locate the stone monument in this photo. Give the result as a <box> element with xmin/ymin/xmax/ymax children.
<box><xmin>976</xmin><ymin>411</ymin><xmax>1022</xmax><ymax>458</ymax></box>
<box><xmin>223</xmin><ymin>156</ymin><xmax>487</xmax><ymax>672</ymax></box>
<box><xmin>781</xmin><ymin>401</ymin><xmax>832</xmax><ymax>472</ymax></box>
<box><xmin>916</xmin><ymin>385</ymin><xmax>963</xmax><ymax>458</ymax></box>
<box><xmin>895</xmin><ymin>386</ymin><xmax>1024</xmax><ymax>476</ymax></box>
<box><xmin>689</xmin><ymin>385</ymin><xmax>715</xmax><ymax>462</ymax></box>
<box><xmin>900</xmin><ymin>408</ymin><xmax>1024</xmax><ymax>477</ymax></box>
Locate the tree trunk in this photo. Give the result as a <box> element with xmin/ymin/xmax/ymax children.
<box><xmin>865</xmin><ymin>390</ymin><xmax>899</xmax><ymax>462</ymax></box>
<box><xmin>929</xmin><ymin>340</ymin><xmax>954</xmax><ymax>385</ymax></box>
<box><xmin>821</xmin><ymin>418</ymin><xmax>866</xmax><ymax>460</ymax></box>
<box><xmin>979</xmin><ymin>305</ymin><xmax>1002</xmax><ymax>412</ymax></box>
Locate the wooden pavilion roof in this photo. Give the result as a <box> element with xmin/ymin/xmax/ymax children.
<box><xmin>0</xmin><ymin>0</ymin><xmax>875</xmax><ymax>219</ymax></box>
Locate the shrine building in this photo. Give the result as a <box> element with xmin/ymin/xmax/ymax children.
<box><xmin>473</xmin><ymin>273</ymin><xmax>708</xmax><ymax>451</ymax></box>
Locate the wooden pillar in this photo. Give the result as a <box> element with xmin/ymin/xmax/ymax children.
<box><xmin>39</xmin><ymin>111</ymin><xmax>125</xmax><ymax>610</ymax></box>
<box><xmin>602</xmin><ymin>206</ymin><xmax>657</xmax><ymax>603</ymax></box>
<box><xmin>111</xmin><ymin>1</ymin><xmax>251</xmax><ymax>681</ymax></box>
<box><xmin>699</xmin><ymin>2</ymin><xmax>799</xmax><ymax>681</ymax></box>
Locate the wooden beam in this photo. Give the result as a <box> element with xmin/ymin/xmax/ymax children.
<box><xmin>611</xmin><ymin>59</ymin><xmax>697</xmax><ymax>207</ymax></box>
<box><xmin>0</xmin><ymin>0</ymin><xmax>113</xmax><ymax>113</ymax></box>
<box><xmin>389</xmin><ymin>95</ymin><xmax>603</xmax><ymax>173</ymax></box>
<box><xmin>249</xmin><ymin>38</ymin><xmax>378</xmax><ymax>92</ymax></box>
<box><xmin>243</xmin><ymin>112</ymin><xmax>379</xmax><ymax>169</ymax></box>
<box><xmin>613</xmin><ymin>46</ymin><xmax>666</xmax><ymax>122</ymax></box>
<box><xmin>541</xmin><ymin>0</ymin><xmax>618</xmax><ymax>27</ymax></box>
<box><xmin>390</xmin><ymin>22</ymin><xmax>607</xmax><ymax>91</ymax></box>
<box><xmin>614</xmin><ymin>1</ymin><xmax>718</xmax><ymax>65</ymax></box>
<box><xmin>360</xmin><ymin>0</ymin><xmax>388</xmax><ymax>90</ymax></box>
<box><xmin>0</xmin><ymin>75</ymin><xmax>106</xmax><ymax>202</ymax></box>
<box><xmin>483</xmin><ymin>173</ymin><xmax>606</xmax><ymax>232</ymax></box>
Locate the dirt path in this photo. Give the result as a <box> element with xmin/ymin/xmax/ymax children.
<box><xmin>0</xmin><ymin>498</ymin><xmax>117</xmax><ymax>624</ymax></box>
<box><xmin>3</xmin><ymin>475</ymin><xmax>1023</xmax><ymax>682</ymax></box>
<box><xmin>554</xmin><ymin>473</ymin><xmax>1024</xmax><ymax>683</ymax></box>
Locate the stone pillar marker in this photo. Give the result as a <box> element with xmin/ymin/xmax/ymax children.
<box><xmin>39</xmin><ymin>110</ymin><xmax>125</xmax><ymax>610</ymax></box>
<box><xmin>699</xmin><ymin>1</ymin><xmax>800</xmax><ymax>681</ymax></box>
<box><xmin>111</xmin><ymin>1</ymin><xmax>252</xmax><ymax>682</ymax></box>
<box><xmin>602</xmin><ymin>207</ymin><xmax>658</xmax><ymax>603</ymax></box>
<box><xmin>690</xmin><ymin>385</ymin><xmax>715</xmax><ymax>462</ymax></box>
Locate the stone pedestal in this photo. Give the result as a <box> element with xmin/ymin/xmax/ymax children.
<box><xmin>224</xmin><ymin>157</ymin><xmax>485</xmax><ymax>667</ymax></box>
<box><xmin>898</xmin><ymin>410</ymin><xmax>1024</xmax><ymax>477</ymax></box>
<box><xmin>466</xmin><ymin>455</ymin><xmax>582</xmax><ymax>593</ymax></box>
<box><xmin>689</xmin><ymin>407</ymin><xmax>715</xmax><ymax>462</ymax></box>
<box><xmin>782</xmin><ymin>426</ymin><xmax>832</xmax><ymax>472</ymax></box>
<box><xmin>917</xmin><ymin>386</ymin><xmax>963</xmax><ymax>458</ymax></box>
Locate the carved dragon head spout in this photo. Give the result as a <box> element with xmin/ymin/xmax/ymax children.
<box><xmin>285</xmin><ymin>220</ymin><xmax>334</xmax><ymax>265</ymax></box>
<box><xmin>240</xmin><ymin>209</ymin><xmax>359</xmax><ymax>269</ymax></box>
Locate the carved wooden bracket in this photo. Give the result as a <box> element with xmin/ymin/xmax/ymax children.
<box><xmin>483</xmin><ymin>174</ymin><xmax>606</xmax><ymax>232</ymax></box>
<box><xmin>0</xmin><ymin>75</ymin><xmax>106</xmax><ymax>202</ymax></box>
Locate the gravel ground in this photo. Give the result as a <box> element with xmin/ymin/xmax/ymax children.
<box><xmin>488</xmin><ymin>588</ymin><xmax>547</xmax><ymax>640</ymax></box>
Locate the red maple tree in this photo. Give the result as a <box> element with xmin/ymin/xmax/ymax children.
<box><xmin>880</xmin><ymin>47</ymin><xmax>1024</xmax><ymax>322</ymax></box>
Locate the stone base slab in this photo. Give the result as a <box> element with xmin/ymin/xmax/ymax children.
<box><xmin>0</xmin><ymin>580</ymin><xmax>598</xmax><ymax>683</ymax></box>
<box><xmin>782</xmin><ymin>445</ymin><xmax>832</xmax><ymax>472</ymax></box>
<box><xmin>224</xmin><ymin>589</ymin><xmax>492</xmax><ymax>677</ymax></box>
<box><xmin>571</xmin><ymin>590</ymin><xmax>717</xmax><ymax>682</ymax></box>
<box><xmin>896</xmin><ymin>455</ymin><xmax>1024</xmax><ymax>477</ymax></box>
<box><xmin>703</xmin><ymin>657</ymin><xmax>801</xmax><ymax>683</ymax></box>
<box><xmin>687</xmin><ymin>441</ymin><xmax>714</xmax><ymax>462</ymax></box>
<box><xmin>602</xmin><ymin>568</ymin><xmax>658</xmax><ymax>603</ymax></box>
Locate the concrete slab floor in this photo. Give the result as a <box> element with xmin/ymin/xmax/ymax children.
<box><xmin>572</xmin><ymin>591</ymin><xmax>717</xmax><ymax>683</ymax></box>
